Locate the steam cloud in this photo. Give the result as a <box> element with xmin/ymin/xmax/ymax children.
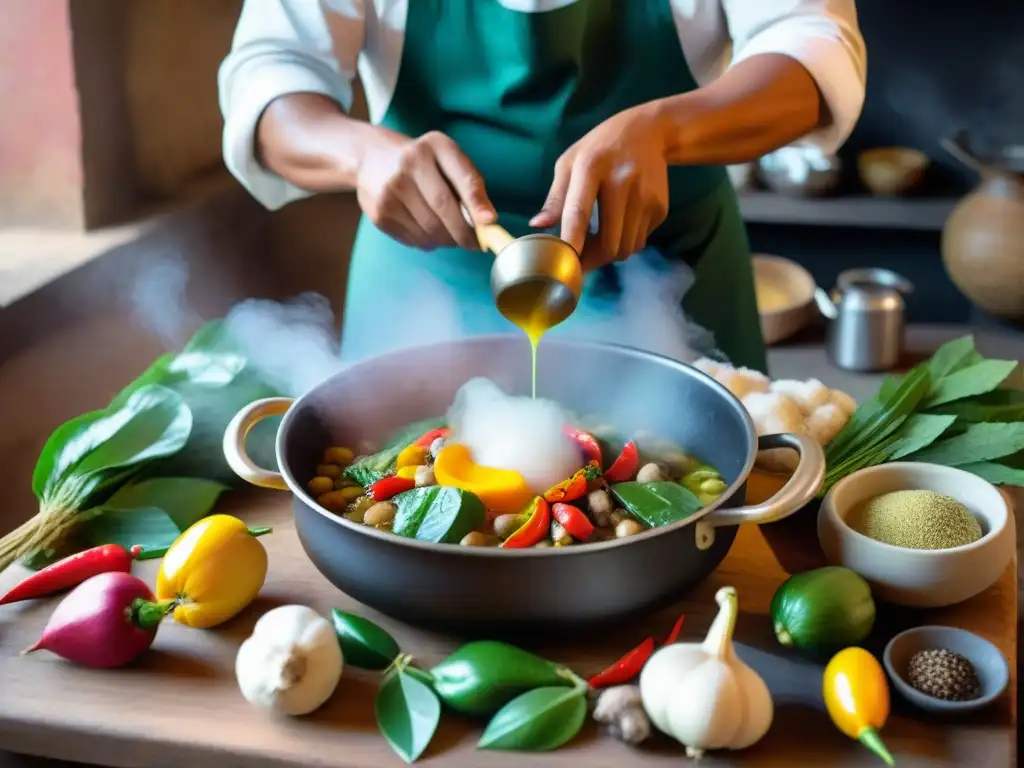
<box><xmin>127</xmin><ymin>250</ymin><xmax>720</xmax><ymax>400</ymax></box>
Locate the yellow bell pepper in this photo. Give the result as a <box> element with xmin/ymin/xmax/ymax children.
<box><xmin>433</xmin><ymin>443</ymin><xmax>533</xmax><ymax>514</ymax></box>
<box><xmin>823</xmin><ymin>647</ymin><xmax>895</xmax><ymax>766</ymax></box>
<box><xmin>156</xmin><ymin>514</ymin><xmax>270</xmax><ymax>629</ymax></box>
<box><xmin>396</xmin><ymin>444</ymin><xmax>429</xmax><ymax>469</ymax></box>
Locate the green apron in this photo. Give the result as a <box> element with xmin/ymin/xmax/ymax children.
<box><xmin>341</xmin><ymin>0</ymin><xmax>767</xmax><ymax>374</ymax></box>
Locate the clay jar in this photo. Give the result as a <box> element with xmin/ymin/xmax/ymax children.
<box><xmin>940</xmin><ymin>133</ymin><xmax>1024</xmax><ymax>320</ymax></box>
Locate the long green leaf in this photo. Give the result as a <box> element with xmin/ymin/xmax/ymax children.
<box><xmin>907</xmin><ymin>422</ymin><xmax>1024</xmax><ymax>466</ymax></box>
<box><xmin>924</xmin><ymin>360</ymin><xmax>1018</xmax><ymax>408</ymax></box>
<box><xmin>821</xmin><ymin>437</ymin><xmax>900</xmax><ymax>495</ymax></box>
<box><xmin>958</xmin><ymin>462</ymin><xmax>1024</xmax><ymax>486</ymax></box>
<box><xmin>929</xmin><ymin>389</ymin><xmax>1024</xmax><ymax>423</ymax></box>
<box><xmin>31</xmin><ymin>409</ymin><xmax>107</xmax><ymax>500</ymax></box>
<box><xmin>824</xmin><ymin>395</ymin><xmax>884</xmax><ymax>463</ymax></box>
<box><xmin>108</xmin><ymin>354</ymin><xmax>175</xmax><ymax>410</ymax></box>
<box><xmin>78</xmin><ymin>507</ymin><xmax>183</xmax><ymax>551</ymax></box>
<box><xmin>101</xmin><ymin>477</ymin><xmax>228</xmax><ymax>530</ymax></box>
<box><xmin>164</xmin><ymin>351</ymin><xmax>246</xmax><ymax>385</ymax></box>
<box><xmin>890</xmin><ymin>414</ymin><xmax>957</xmax><ymax>460</ymax></box>
<box><xmin>41</xmin><ymin>385</ymin><xmax>191</xmax><ymax>505</ymax></box>
<box><xmin>826</xmin><ymin>366</ymin><xmax>929</xmax><ymax>465</ymax></box>
<box><xmin>65</xmin><ymin>386</ymin><xmax>192</xmax><ymax>480</ymax></box>
<box><xmin>925</xmin><ymin>335</ymin><xmax>976</xmax><ymax>382</ymax></box>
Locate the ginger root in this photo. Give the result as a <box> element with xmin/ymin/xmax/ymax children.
<box><xmin>593</xmin><ymin>685</ymin><xmax>651</xmax><ymax>745</ymax></box>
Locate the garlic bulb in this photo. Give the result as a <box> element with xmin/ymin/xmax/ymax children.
<box><xmin>236</xmin><ymin>604</ymin><xmax>344</xmax><ymax>716</ymax></box>
<box><xmin>639</xmin><ymin>587</ymin><xmax>773</xmax><ymax>758</ymax></box>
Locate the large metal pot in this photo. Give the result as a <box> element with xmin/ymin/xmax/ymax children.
<box><xmin>223</xmin><ymin>336</ymin><xmax>824</xmax><ymax>633</ymax></box>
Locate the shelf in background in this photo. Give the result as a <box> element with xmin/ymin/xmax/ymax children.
<box><xmin>738</xmin><ymin>191</ymin><xmax>958</xmax><ymax>232</ymax></box>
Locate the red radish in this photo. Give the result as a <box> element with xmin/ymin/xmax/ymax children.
<box><xmin>22</xmin><ymin>572</ymin><xmax>175</xmax><ymax>669</ymax></box>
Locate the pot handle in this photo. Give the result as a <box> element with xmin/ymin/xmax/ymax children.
<box><xmin>222</xmin><ymin>397</ymin><xmax>294</xmax><ymax>491</ymax></box>
<box><xmin>701</xmin><ymin>433</ymin><xmax>825</xmax><ymax>529</ymax></box>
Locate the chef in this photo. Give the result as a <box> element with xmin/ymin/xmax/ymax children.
<box><xmin>219</xmin><ymin>0</ymin><xmax>866</xmax><ymax>372</ymax></box>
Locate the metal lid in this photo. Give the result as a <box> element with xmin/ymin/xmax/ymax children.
<box><xmin>833</xmin><ymin>267</ymin><xmax>913</xmax><ymax>313</ymax></box>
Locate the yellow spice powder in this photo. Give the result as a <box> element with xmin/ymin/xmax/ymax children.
<box><xmin>847</xmin><ymin>490</ymin><xmax>983</xmax><ymax>550</ymax></box>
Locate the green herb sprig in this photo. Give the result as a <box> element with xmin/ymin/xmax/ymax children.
<box><xmin>331</xmin><ymin>610</ymin><xmax>588</xmax><ymax>763</ymax></box>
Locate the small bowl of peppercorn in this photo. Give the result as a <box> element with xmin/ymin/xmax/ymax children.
<box><xmin>883</xmin><ymin>625</ymin><xmax>1010</xmax><ymax>714</ymax></box>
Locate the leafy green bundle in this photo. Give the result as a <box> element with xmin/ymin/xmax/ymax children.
<box><xmin>0</xmin><ymin>321</ymin><xmax>281</xmax><ymax>572</ymax></box>
<box><xmin>822</xmin><ymin>335</ymin><xmax>1024</xmax><ymax>494</ymax></box>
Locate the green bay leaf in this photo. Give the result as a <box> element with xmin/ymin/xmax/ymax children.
<box><xmin>925</xmin><ymin>335</ymin><xmax>977</xmax><ymax>381</ymax></box>
<box><xmin>478</xmin><ymin>686</ymin><xmax>586</xmax><ymax>751</ymax></box>
<box><xmin>906</xmin><ymin>422</ymin><xmax>1024</xmax><ymax>466</ymax></box>
<box><xmin>610</xmin><ymin>481</ymin><xmax>704</xmax><ymax>527</ymax></box>
<box><xmin>958</xmin><ymin>461</ymin><xmax>1024</xmax><ymax>486</ymax></box>
<box><xmin>392</xmin><ymin>486</ymin><xmax>485</xmax><ymax>544</ymax></box>
<box><xmin>330</xmin><ymin>609</ymin><xmax>400</xmax><ymax>671</ymax></box>
<box><xmin>928</xmin><ymin>389</ymin><xmax>1024</xmax><ymax>423</ymax></box>
<box><xmin>375</xmin><ymin>668</ymin><xmax>441</xmax><ymax>764</ymax></box>
<box><xmin>890</xmin><ymin>414</ymin><xmax>957</xmax><ymax>460</ymax></box>
<box><xmin>924</xmin><ymin>360</ymin><xmax>1018</xmax><ymax>408</ymax></box>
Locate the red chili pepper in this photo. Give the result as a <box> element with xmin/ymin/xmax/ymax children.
<box><xmin>588</xmin><ymin>636</ymin><xmax>656</xmax><ymax>689</ymax></box>
<box><xmin>413</xmin><ymin>427</ymin><xmax>450</xmax><ymax>448</ymax></box>
<box><xmin>604</xmin><ymin>440</ymin><xmax>639</xmax><ymax>483</ymax></box>
<box><xmin>663</xmin><ymin>613</ymin><xmax>686</xmax><ymax>645</ymax></box>
<box><xmin>563</xmin><ymin>427</ymin><xmax>602</xmax><ymax>466</ymax></box>
<box><xmin>501</xmin><ymin>497</ymin><xmax>551</xmax><ymax>549</ymax></box>
<box><xmin>0</xmin><ymin>544</ymin><xmax>139</xmax><ymax>606</ymax></box>
<box><xmin>368</xmin><ymin>475</ymin><xmax>416</xmax><ymax>501</ymax></box>
<box><xmin>552</xmin><ymin>503</ymin><xmax>595</xmax><ymax>541</ymax></box>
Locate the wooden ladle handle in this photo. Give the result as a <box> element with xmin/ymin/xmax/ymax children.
<box><xmin>461</xmin><ymin>204</ymin><xmax>514</xmax><ymax>254</ymax></box>
<box><xmin>475</xmin><ymin>223</ymin><xmax>515</xmax><ymax>254</ymax></box>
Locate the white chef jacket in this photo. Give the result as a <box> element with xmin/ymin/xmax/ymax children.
<box><xmin>219</xmin><ymin>0</ymin><xmax>867</xmax><ymax>211</ymax></box>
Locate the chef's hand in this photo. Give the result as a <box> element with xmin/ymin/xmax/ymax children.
<box><xmin>531</xmin><ymin>105</ymin><xmax>669</xmax><ymax>272</ymax></box>
<box><xmin>357</xmin><ymin>128</ymin><xmax>497</xmax><ymax>251</ymax></box>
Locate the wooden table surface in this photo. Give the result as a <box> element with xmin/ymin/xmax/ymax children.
<box><xmin>0</xmin><ymin>487</ymin><xmax>1016</xmax><ymax>768</ymax></box>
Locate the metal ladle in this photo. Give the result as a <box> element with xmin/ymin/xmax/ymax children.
<box><xmin>463</xmin><ymin>206</ymin><xmax>584</xmax><ymax>329</ymax></box>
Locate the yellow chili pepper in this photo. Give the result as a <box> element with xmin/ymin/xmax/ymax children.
<box><xmin>396</xmin><ymin>465</ymin><xmax>419</xmax><ymax>480</ymax></box>
<box><xmin>396</xmin><ymin>444</ymin><xmax>429</xmax><ymax>469</ymax></box>
<box><xmin>823</xmin><ymin>647</ymin><xmax>895</xmax><ymax>766</ymax></box>
<box><xmin>155</xmin><ymin>514</ymin><xmax>271</xmax><ymax>629</ymax></box>
<box><xmin>433</xmin><ymin>443</ymin><xmax>533</xmax><ymax>514</ymax></box>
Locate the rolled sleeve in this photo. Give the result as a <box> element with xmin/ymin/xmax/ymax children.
<box><xmin>218</xmin><ymin>0</ymin><xmax>363</xmax><ymax>210</ymax></box>
<box><xmin>723</xmin><ymin>1</ymin><xmax>867</xmax><ymax>154</ymax></box>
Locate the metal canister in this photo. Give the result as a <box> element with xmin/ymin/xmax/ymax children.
<box><xmin>815</xmin><ymin>268</ymin><xmax>914</xmax><ymax>372</ymax></box>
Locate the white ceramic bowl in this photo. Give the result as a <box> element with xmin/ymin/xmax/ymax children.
<box><xmin>751</xmin><ymin>254</ymin><xmax>817</xmax><ymax>345</ymax></box>
<box><xmin>817</xmin><ymin>462</ymin><xmax>1015</xmax><ymax>607</ymax></box>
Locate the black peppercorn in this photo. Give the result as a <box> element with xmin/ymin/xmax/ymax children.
<box><xmin>907</xmin><ymin>648</ymin><xmax>981</xmax><ymax>702</ymax></box>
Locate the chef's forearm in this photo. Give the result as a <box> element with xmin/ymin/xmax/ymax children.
<box><xmin>651</xmin><ymin>54</ymin><xmax>823</xmax><ymax>167</ymax></box>
<box><xmin>256</xmin><ymin>92</ymin><xmax>378</xmax><ymax>192</ymax></box>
